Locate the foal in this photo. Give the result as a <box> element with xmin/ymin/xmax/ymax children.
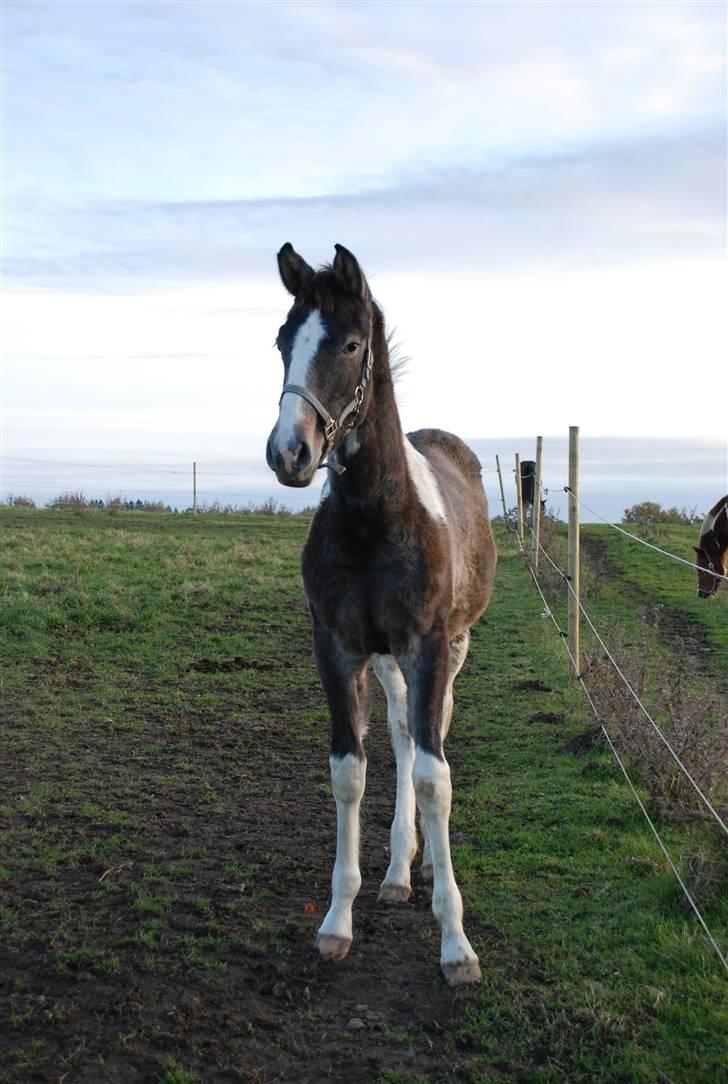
<box><xmin>266</xmin><ymin>243</ymin><xmax>497</xmax><ymax>985</ymax></box>
<box><xmin>694</xmin><ymin>495</ymin><xmax>728</xmax><ymax>598</ymax></box>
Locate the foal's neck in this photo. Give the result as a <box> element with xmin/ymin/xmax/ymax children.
<box><xmin>330</xmin><ymin>309</ymin><xmax>408</xmax><ymax>521</ymax></box>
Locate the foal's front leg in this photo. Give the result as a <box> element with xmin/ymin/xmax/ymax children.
<box><xmin>404</xmin><ymin>630</ymin><xmax>481</xmax><ymax>987</ymax></box>
<box><xmin>372</xmin><ymin>654</ymin><xmax>417</xmax><ymax>903</ymax></box>
<box><xmin>313</xmin><ymin>627</ymin><xmax>369</xmax><ymax>961</ymax></box>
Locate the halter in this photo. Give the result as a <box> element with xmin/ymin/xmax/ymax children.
<box><xmin>279</xmin><ymin>338</ymin><xmax>374</xmax><ymax>476</ymax></box>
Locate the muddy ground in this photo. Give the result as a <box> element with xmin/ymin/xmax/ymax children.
<box><xmin>1</xmin><ymin>671</ymin><xmax>497</xmax><ymax>1084</ymax></box>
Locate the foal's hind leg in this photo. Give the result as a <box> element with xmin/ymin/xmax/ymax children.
<box><xmin>406</xmin><ymin>629</ymin><xmax>481</xmax><ymax>987</ymax></box>
<box><xmin>421</xmin><ymin>631</ymin><xmax>470</xmax><ymax>881</ymax></box>
<box><xmin>313</xmin><ymin>627</ymin><xmax>369</xmax><ymax>961</ymax></box>
<box><xmin>372</xmin><ymin>655</ymin><xmax>417</xmax><ymax>904</ymax></box>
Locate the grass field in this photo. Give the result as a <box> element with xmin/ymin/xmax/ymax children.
<box><xmin>1</xmin><ymin>508</ymin><xmax>726</xmax><ymax>1083</ymax></box>
<box><xmin>580</xmin><ymin>522</ymin><xmax>728</xmax><ymax>664</ymax></box>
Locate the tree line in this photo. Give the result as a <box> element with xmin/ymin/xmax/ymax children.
<box><xmin>2</xmin><ymin>492</ymin><xmax>312</xmax><ymax>515</ymax></box>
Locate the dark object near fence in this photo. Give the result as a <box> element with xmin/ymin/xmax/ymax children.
<box><xmin>521</xmin><ymin>460</ymin><xmax>536</xmax><ymax>507</ymax></box>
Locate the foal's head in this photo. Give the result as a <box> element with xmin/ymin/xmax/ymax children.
<box><xmin>693</xmin><ymin>545</ymin><xmax>724</xmax><ymax>598</ymax></box>
<box><xmin>266</xmin><ymin>243</ymin><xmax>374</xmax><ymax>487</ymax></box>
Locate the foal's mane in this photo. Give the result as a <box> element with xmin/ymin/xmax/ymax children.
<box><xmin>387</xmin><ymin>333</ymin><xmax>408</xmax><ymax>385</ymax></box>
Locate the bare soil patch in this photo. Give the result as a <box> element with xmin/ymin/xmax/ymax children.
<box><xmin>0</xmin><ymin>673</ymin><xmax>490</xmax><ymax>1084</ymax></box>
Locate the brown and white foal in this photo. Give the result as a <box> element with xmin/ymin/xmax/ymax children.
<box><xmin>694</xmin><ymin>495</ymin><xmax>728</xmax><ymax>598</ymax></box>
<box><xmin>266</xmin><ymin>243</ymin><xmax>497</xmax><ymax>985</ymax></box>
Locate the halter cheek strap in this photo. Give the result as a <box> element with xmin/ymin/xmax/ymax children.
<box><xmin>279</xmin><ymin>340</ymin><xmax>374</xmax><ymax>476</ymax></box>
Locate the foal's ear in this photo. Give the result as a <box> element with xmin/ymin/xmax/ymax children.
<box><xmin>277</xmin><ymin>243</ymin><xmax>314</xmax><ymax>296</ymax></box>
<box><xmin>333</xmin><ymin>243</ymin><xmax>369</xmax><ymax>300</ymax></box>
<box><xmin>693</xmin><ymin>546</ymin><xmax>703</xmax><ymax>556</ymax></box>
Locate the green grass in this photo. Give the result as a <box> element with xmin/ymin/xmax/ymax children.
<box><xmin>160</xmin><ymin>1063</ymin><xmax>198</xmax><ymax>1084</ymax></box>
<box><xmin>446</xmin><ymin>533</ymin><xmax>727</xmax><ymax>1082</ymax></box>
<box><xmin>1</xmin><ymin>507</ymin><xmax>726</xmax><ymax>1083</ymax></box>
<box><xmin>581</xmin><ymin>522</ymin><xmax>728</xmax><ymax>664</ymax></box>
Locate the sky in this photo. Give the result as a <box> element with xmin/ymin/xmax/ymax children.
<box><xmin>2</xmin><ymin>0</ymin><xmax>727</xmax><ymax>512</ymax></box>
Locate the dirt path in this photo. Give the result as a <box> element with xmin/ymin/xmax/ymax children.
<box><xmin>6</xmin><ymin>513</ymin><xmax>724</xmax><ymax>1083</ymax></box>
<box><xmin>2</xmin><ymin>670</ymin><xmax>488</xmax><ymax>1084</ymax></box>
<box><xmin>189</xmin><ymin>689</ymin><xmax>485</xmax><ymax>1084</ymax></box>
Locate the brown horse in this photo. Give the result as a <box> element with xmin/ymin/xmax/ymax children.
<box><xmin>694</xmin><ymin>494</ymin><xmax>728</xmax><ymax>597</ymax></box>
<box><xmin>266</xmin><ymin>243</ymin><xmax>497</xmax><ymax>985</ymax></box>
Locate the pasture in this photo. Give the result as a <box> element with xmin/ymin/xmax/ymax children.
<box><xmin>1</xmin><ymin>508</ymin><xmax>726</xmax><ymax>1083</ymax></box>
<box><xmin>580</xmin><ymin>522</ymin><xmax>728</xmax><ymax>665</ymax></box>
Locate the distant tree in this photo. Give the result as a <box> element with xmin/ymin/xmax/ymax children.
<box><xmin>121</xmin><ymin>498</ymin><xmax>171</xmax><ymax>513</ymax></box>
<box><xmin>47</xmin><ymin>490</ymin><xmax>90</xmax><ymax>510</ymax></box>
<box><xmin>241</xmin><ymin>497</ymin><xmax>295</xmax><ymax>515</ymax></box>
<box><xmin>622</xmin><ymin>501</ymin><xmax>701</xmax><ymax>526</ymax></box>
<box><xmin>4</xmin><ymin>493</ymin><xmax>36</xmax><ymax>508</ymax></box>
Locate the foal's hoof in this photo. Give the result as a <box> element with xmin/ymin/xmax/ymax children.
<box><xmin>315</xmin><ymin>933</ymin><xmax>352</xmax><ymax>961</ymax></box>
<box><xmin>378</xmin><ymin>881</ymin><xmax>411</xmax><ymax>904</ymax></box>
<box><xmin>442</xmin><ymin>957</ymin><xmax>482</xmax><ymax>987</ymax></box>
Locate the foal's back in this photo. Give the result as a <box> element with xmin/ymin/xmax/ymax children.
<box><xmin>408</xmin><ymin>428</ymin><xmax>497</xmax><ymax>637</ymax></box>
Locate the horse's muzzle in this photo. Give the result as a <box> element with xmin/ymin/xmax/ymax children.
<box><xmin>266</xmin><ymin>427</ymin><xmax>317</xmax><ymax>487</ymax></box>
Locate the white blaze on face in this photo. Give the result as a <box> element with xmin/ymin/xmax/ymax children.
<box><xmin>700</xmin><ymin>509</ymin><xmax>717</xmax><ymax>539</ymax></box>
<box><xmin>277</xmin><ymin>309</ymin><xmax>327</xmax><ymax>441</ymax></box>
<box><xmin>403</xmin><ymin>437</ymin><xmax>447</xmax><ymax>523</ymax></box>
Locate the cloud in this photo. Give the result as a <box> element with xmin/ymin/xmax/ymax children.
<box><xmin>4</xmin><ymin>0</ymin><xmax>724</xmax><ymax>293</ymax></box>
<box><xmin>4</xmin><ymin>0</ymin><xmax>726</xmax><ymax>461</ymax></box>
<box><xmin>5</xmin><ymin>125</ymin><xmax>724</xmax><ymax>290</ymax></box>
<box><xmin>5</xmin><ymin>1</ymin><xmax>725</xmax><ymax>202</ymax></box>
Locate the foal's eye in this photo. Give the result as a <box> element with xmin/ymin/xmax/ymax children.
<box><xmin>345</xmin><ymin>342</ymin><xmax>359</xmax><ymax>354</ymax></box>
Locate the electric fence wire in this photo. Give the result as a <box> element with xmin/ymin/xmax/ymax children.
<box><xmin>2</xmin><ymin>456</ymin><xmax>274</xmax><ymax>480</ymax></box>
<box><xmin>527</xmin><ymin>523</ymin><xmax>728</xmax><ymax>839</ymax></box>
<box><xmin>4</xmin><ymin>454</ymin><xmax>501</xmax><ymax>477</ymax></box>
<box><xmin>3</xmin><ymin>456</ymin><xmax>188</xmax><ymax>474</ymax></box>
<box><xmin>523</xmin><ymin>537</ymin><xmax>728</xmax><ymax>975</ymax></box>
<box><xmin>564</xmin><ymin>486</ymin><xmax>728</xmax><ymax>584</ymax></box>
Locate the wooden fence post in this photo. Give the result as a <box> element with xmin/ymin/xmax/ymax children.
<box><xmin>567</xmin><ymin>426</ymin><xmax>581</xmax><ymax>675</ymax></box>
<box><xmin>531</xmin><ymin>436</ymin><xmax>543</xmax><ymax>567</ymax></box>
<box><xmin>495</xmin><ymin>455</ymin><xmax>508</xmax><ymax>526</ymax></box>
<box><xmin>515</xmin><ymin>453</ymin><xmax>524</xmax><ymax>546</ymax></box>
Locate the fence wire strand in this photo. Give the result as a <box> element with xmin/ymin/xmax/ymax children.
<box><xmin>564</xmin><ymin>487</ymin><xmax>728</xmax><ymax>584</ymax></box>
<box><xmin>527</xmin><ymin>524</ymin><xmax>728</xmax><ymax>839</ymax></box>
<box><xmin>521</xmin><ymin>534</ymin><xmax>728</xmax><ymax>975</ymax></box>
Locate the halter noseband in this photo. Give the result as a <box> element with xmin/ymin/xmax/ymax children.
<box><xmin>279</xmin><ymin>338</ymin><xmax>374</xmax><ymax>476</ymax></box>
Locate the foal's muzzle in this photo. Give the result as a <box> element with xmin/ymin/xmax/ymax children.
<box><xmin>266</xmin><ymin>425</ymin><xmax>319</xmax><ymax>487</ymax></box>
